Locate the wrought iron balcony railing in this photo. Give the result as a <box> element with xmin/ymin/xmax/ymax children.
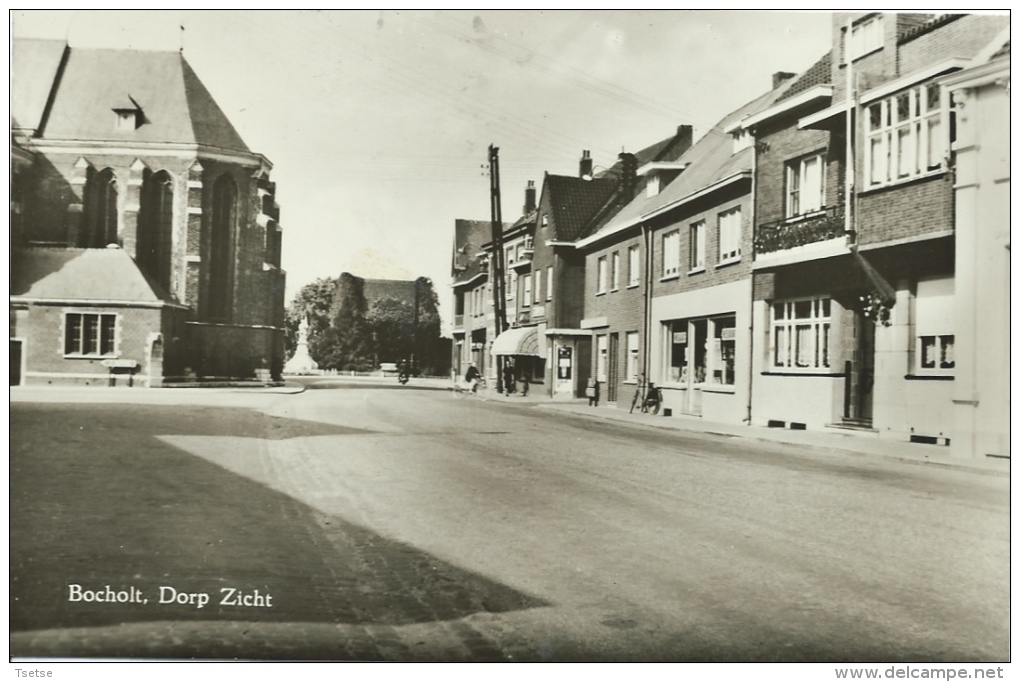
<box><xmin>754</xmin><ymin>205</ymin><xmax>846</xmax><ymax>255</ymax></box>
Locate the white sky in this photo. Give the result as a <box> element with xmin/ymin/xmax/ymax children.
<box><xmin>11</xmin><ymin>9</ymin><xmax>835</xmax><ymax>325</ymax></box>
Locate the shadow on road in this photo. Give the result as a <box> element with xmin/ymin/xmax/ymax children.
<box><xmin>11</xmin><ymin>404</ymin><xmax>547</xmax><ymax>658</ymax></box>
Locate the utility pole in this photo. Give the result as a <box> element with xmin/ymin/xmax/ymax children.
<box><xmin>488</xmin><ymin>144</ymin><xmax>508</xmax><ymax>394</ymax></box>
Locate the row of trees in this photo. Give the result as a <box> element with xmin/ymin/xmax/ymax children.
<box><xmin>284</xmin><ymin>273</ymin><xmax>450</xmax><ymax>375</ymax></box>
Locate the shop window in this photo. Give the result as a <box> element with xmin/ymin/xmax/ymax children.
<box><xmin>65</xmin><ymin>312</ymin><xmax>117</xmax><ymax>357</ymax></box>
<box><xmin>666</xmin><ymin>315</ymin><xmax>736</xmax><ymax>385</ymax></box>
<box><xmin>711</xmin><ymin>317</ymin><xmax>736</xmax><ymax>385</ymax></box>
<box><xmin>771</xmin><ymin>298</ymin><xmax>831</xmax><ymax>371</ymax></box>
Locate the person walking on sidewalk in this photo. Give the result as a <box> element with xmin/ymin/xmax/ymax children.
<box><xmin>502</xmin><ymin>363</ymin><xmax>515</xmax><ymax>396</ymax></box>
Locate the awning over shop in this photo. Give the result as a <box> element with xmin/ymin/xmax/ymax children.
<box><xmin>490</xmin><ymin>326</ymin><xmax>544</xmax><ymax>358</ymax></box>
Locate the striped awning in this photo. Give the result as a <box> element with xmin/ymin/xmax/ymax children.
<box><xmin>490</xmin><ymin>326</ymin><xmax>543</xmax><ymax>358</ymax></box>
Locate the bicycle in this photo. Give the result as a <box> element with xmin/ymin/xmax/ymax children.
<box><xmin>630</xmin><ymin>379</ymin><xmax>663</xmax><ymax>415</ymax></box>
<box><xmin>452</xmin><ymin>376</ymin><xmax>487</xmax><ymax>399</ymax></box>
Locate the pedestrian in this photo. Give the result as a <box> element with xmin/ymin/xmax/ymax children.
<box><xmin>521</xmin><ymin>372</ymin><xmax>530</xmax><ymax>397</ymax></box>
<box><xmin>464</xmin><ymin>362</ymin><xmax>481</xmax><ymax>393</ymax></box>
<box><xmin>586</xmin><ymin>377</ymin><xmax>599</xmax><ymax>407</ymax></box>
<box><xmin>502</xmin><ymin>363</ymin><xmax>515</xmax><ymax>396</ymax></box>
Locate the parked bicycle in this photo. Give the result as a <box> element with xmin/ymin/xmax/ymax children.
<box><xmin>630</xmin><ymin>376</ymin><xmax>663</xmax><ymax>415</ymax></box>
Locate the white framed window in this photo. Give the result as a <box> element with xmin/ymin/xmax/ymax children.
<box><xmin>626</xmin><ymin>331</ymin><xmax>640</xmax><ymax>381</ymax></box>
<box><xmin>522</xmin><ymin>273</ymin><xmax>532</xmax><ymax>308</ymax></box>
<box><xmin>786</xmin><ymin>154</ymin><xmax>825</xmax><ymax>217</ymax></box>
<box><xmin>915</xmin><ymin>276</ymin><xmax>955</xmax><ymax>375</ymax></box>
<box><xmin>547</xmin><ymin>267</ymin><xmax>553</xmax><ymax>301</ymax></box>
<box><xmin>534</xmin><ymin>268</ymin><xmax>542</xmax><ymax>303</ymax></box>
<box><xmin>596</xmin><ymin>334</ymin><xmax>608</xmax><ymax>382</ymax></box>
<box><xmin>689</xmin><ymin>220</ymin><xmax>705</xmax><ymax>272</ymax></box>
<box><xmin>65</xmin><ymin>312</ymin><xmax>117</xmax><ymax>357</ymax></box>
<box><xmin>771</xmin><ymin>298</ymin><xmax>831</xmax><ymax>371</ymax></box>
<box><xmin>847</xmin><ymin>14</ymin><xmax>883</xmax><ymax>61</ymax></box>
<box><xmin>596</xmin><ymin>256</ymin><xmax>608</xmax><ymax>294</ymax></box>
<box><xmin>865</xmin><ymin>83</ymin><xmax>947</xmax><ymax>187</ymax></box>
<box><xmin>662</xmin><ymin>230</ymin><xmax>680</xmax><ymax>277</ymax></box>
<box><xmin>611</xmin><ymin>252</ymin><xmax>620</xmax><ymax>291</ymax></box>
<box><xmin>628</xmin><ymin>245</ymin><xmax>640</xmax><ymax>287</ymax></box>
<box><xmin>718</xmin><ymin>208</ymin><xmax>741</xmax><ymax>265</ymax></box>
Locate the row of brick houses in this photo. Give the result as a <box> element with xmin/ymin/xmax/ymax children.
<box><xmin>11</xmin><ymin>39</ymin><xmax>286</xmax><ymax>387</ymax></box>
<box><xmin>450</xmin><ymin>13</ymin><xmax>1009</xmax><ymax>460</ymax></box>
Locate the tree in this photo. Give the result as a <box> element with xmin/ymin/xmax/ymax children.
<box><xmin>284</xmin><ymin>277</ymin><xmax>338</xmax><ymax>362</ymax></box>
<box><xmin>328</xmin><ymin>272</ymin><xmax>374</xmax><ymax>371</ymax></box>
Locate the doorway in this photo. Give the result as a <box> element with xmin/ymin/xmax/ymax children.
<box><xmin>843</xmin><ymin>310</ymin><xmax>875</xmax><ymax>425</ymax></box>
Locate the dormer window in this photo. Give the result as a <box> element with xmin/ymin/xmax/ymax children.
<box><xmin>732</xmin><ymin>128</ymin><xmax>753</xmax><ymax>154</ymax></box>
<box><xmin>113</xmin><ymin>96</ymin><xmax>145</xmax><ymax>131</ymax></box>
<box><xmin>646</xmin><ymin>174</ymin><xmax>661</xmax><ymax>198</ymax></box>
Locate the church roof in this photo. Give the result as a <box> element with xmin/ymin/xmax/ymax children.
<box><xmin>12</xmin><ymin>39</ymin><xmax>250</xmax><ymax>152</ymax></box>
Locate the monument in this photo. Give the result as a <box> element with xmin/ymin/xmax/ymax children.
<box><xmin>283</xmin><ymin>317</ymin><xmax>319</xmax><ymax>375</ymax></box>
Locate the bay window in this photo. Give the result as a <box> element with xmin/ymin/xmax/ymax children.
<box><xmin>865</xmin><ymin>83</ymin><xmax>947</xmax><ymax>187</ymax></box>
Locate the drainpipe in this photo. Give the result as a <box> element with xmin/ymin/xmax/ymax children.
<box><xmin>641</xmin><ymin>223</ymin><xmax>653</xmax><ymax>395</ymax></box>
<box><xmin>845</xmin><ymin>19</ymin><xmax>856</xmax><ymax>244</ymax></box>
<box><xmin>746</xmin><ymin>129</ymin><xmax>757</xmax><ymax>425</ymax></box>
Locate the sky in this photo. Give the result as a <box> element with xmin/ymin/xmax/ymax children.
<box><xmin>11</xmin><ymin>9</ymin><xmax>835</xmax><ymax>327</ymax></box>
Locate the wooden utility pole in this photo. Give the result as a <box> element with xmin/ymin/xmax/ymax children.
<box><xmin>488</xmin><ymin>145</ymin><xmax>508</xmax><ymax>393</ymax></box>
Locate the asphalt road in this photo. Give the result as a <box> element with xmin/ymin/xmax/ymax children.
<box><xmin>10</xmin><ymin>384</ymin><xmax>1010</xmax><ymax>661</ymax></box>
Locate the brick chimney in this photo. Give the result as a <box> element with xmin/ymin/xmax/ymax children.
<box><xmin>676</xmin><ymin>124</ymin><xmax>694</xmax><ymax>153</ymax></box>
<box><xmin>579</xmin><ymin>150</ymin><xmax>593</xmax><ymax>178</ymax></box>
<box><xmin>773</xmin><ymin>71</ymin><xmax>797</xmax><ymax>89</ymax></box>
<box><xmin>618</xmin><ymin>152</ymin><xmax>638</xmax><ymax>201</ymax></box>
<box><xmin>523</xmin><ymin>180</ymin><xmax>536</xmax><ymax>214</ymax></box>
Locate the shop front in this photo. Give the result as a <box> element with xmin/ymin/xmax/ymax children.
<box><xmin>544</xmin><ymin>329</ymin><xmax>592</xmax><ymax>399</ymax></box>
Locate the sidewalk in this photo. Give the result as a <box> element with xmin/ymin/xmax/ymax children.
<box><xmin>534</xmin><ymin>400</ymin><xmax>1009</xmax><ymax>475</ymax></box>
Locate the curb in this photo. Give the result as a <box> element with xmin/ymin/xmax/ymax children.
<box><xmin>537</xmin><ymin>403</ymin><xmax>1009</xmax><ymax>476</ymax></box>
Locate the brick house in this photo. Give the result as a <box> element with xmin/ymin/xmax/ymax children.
<box><xmin>746</xmin><ymin>14</ymin><xmax>1008</xmax><ymax>448</ymax></box>
<box><xmin>450</xmin><ymin>218</ymin><xmax>496</xmax><ymax>381</ymax></box>
<box><xmin>576</xmin><ymin>79</ymin><xmax>797</xmax><ymax>421</ymax></box>
<box><xmin>10</xmin><ymin>39</ymin><xmax>286</xmax><ymax>386</ymax></box>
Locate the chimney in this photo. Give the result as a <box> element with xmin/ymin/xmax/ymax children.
<box><xmin>523</xmin><ymin>180</ymin><xmax>536</xmax><ymax>214</ymax></box>
<box><xmin>579</xmin><ymin>150</ymin><xmax>593</xmax><ymax>178</ymax></box>
<box><xmin>618</xmin><ymin>151</ymin><xmax>638</xmax><ymax>201</ymax></box>
<box><xmin>676</xmin><ymin>124</ymin><xmax>694</xmax><ymax>156</ymax></box>
<box><xmin>773</xmin><ymin>71</ymin><xmax>797</xmax><ymax>89</ymax></box>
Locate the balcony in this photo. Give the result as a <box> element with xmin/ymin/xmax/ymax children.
<box><xmin>755</xmin><ymin>206</ymin><xmax>846</xmax><ymax>253</ymax></box>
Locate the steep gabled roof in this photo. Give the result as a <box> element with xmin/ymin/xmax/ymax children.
<box><xmin>17</xmin><ymin>41</ymin><xmax>250</xmax><ymax>152</ymax></box>
<box><xmin>11</xmin><ymin>247</ymin><xmax>175</xmax><ymax>304</ymax></box>
<box><xmin>543</xmin><ymin>173</ymin><xmax>620</xmax><ymax>242</ymax></box>
<box><xmin>583</xmin><ymin>86</ymin><xmax>786</xmax><ymax>246</ymax></box>
<box><xmin>11</xmin><ymin>38</ymin><xmax>67</xmax><ymax>134</ymax></box>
